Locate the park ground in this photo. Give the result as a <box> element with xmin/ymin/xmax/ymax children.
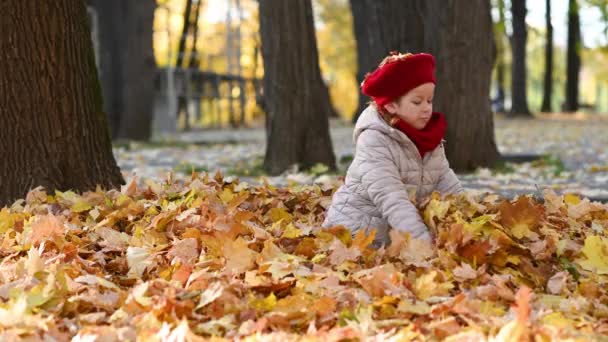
<box><xmin>115</xmin><ymin>114</ymin><xmax>608</xmax><ymax>201</ymax></box>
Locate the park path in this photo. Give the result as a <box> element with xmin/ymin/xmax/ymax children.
<box><xmin>114</xmin><ymin>115</ymin><xmax>608</xmax><ymax>200</ymax></box>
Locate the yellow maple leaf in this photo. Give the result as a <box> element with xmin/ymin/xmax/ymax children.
<box><xmin>0</xmin><ymin>208</ymin><xmax>15</xmax><ymax>234</ymax></box>
<box><xmin>268</xmin><ymin>207</ymin><xmax>292</xmax><ymax>224</ymax></box>
<box><xmin>397</xmin><ymin>299</ymin><xmax>431</xmax><ymax>315</ymax></box>
<box><xmin>325</xmin><ymin>225</ymin><xmax>352</xmax><ymax>246</ymax></box>
<box><xmin>463</xmin><ymin>214</ymin><xmax>496</xmax><ymax>237</ymax></box>
<box><xmin>256</xmin><ymin>240</ymin><xmax>285</xmax><ymax>266</ymax></box>
<box><xmin>414</xmin><ymin>271</ymin><xmax>453</xmax><ymax>300</ymax></box>
<box><xmin>274</xmin><ymin>293</ymin><xmax>314</xmax><ymax>315</ymax></box>
<box><xmin>577</xmin><ymin>235</ymin><xmax>608</xmax><ymax>274</ymax></box>
<box><xmin>564</xmin><ymin>193</ymin><xmax>581</xmax><ymax>206</ymax></box>
<box><xmin>281</xmin><ymin>223</ymin><xmax>302</xmax><ymax>239</ymax></box>
<box><xmin>244</xmin><ymin>271</ymin><xmax>272</xmax><ymax>287</ymax></box>
<box><xmin>424</xmin><ymin>197</ymin><xmax>451</xmax><ymax>229</ymax></box>
<box><xmin>223</xmin><ymin>237</ymin><xmax>258</xmax><ymax>274</ymax></box>
<box><xmin>249</xmin><ymin>293</ymin><xmax>277</xmax><ymax>312</ymax></box>
<box><xmin>71</xmin><ymin>200</ymin><xmax>92</xmax><ymax>213</ymax></box>
<box><xmin>219</xmin><ymin>188</ymin><xmax>235</xmax><ymax>204</ymax></box>
<box><xmin>541</xmin><ymin>312</ymin><xmax>573</xmax><ymax>328</ymax></box>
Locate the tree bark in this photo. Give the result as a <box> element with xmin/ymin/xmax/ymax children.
<box><xmin>88</xmin><ymin>0</ymin><xmax>122</xmax><ymax>137</ymax></box>
<box><xmin>176</xmin><ymin>0</ymin><xmax>193</xmax><ymax>68</ymax></box>
<box><xmin>89</xmin><ymin>0</ymin><xmax>156</xmax><ymax>141</ymax></box>
<box><xmin>258</xmin><ymin>0</ymin><xmax>336</xmax><ymax>174</ymax></box>
<box><xmin>349</xmin><ymin>0</ymin><xmax>427</xmax><ymax>123</ymax></box>
<box><xmin>349</xmin><ymin>0</ymin><xmax>499</xmax><ymax>171</ymax></box>
<box><xmin>118</xmin><ymin>0</ymin><xmax>156</xmax><ymax>140</ymax></box>
<box><xmin>564</xmin><ymin>0</ymin><xmax>580</xmax><ymax>112</ymax></box>
<box><xmin>189</xmin><ymin>0</ymin><xmax>202</xmax><ymax>69</ymax></box>
<box><xmin>425</xmin><ymin>0</ymin><xmax>500</xmax><ymax>171</ymax></box>
<box><xmin>494</xmin><ymin>0</ymin><xmax>507</xmax><ymax>113</ymax></box>
<box><xmin>541</xmin><ymin>0</ymin><xmax>554</xmax><ymax>112</ymax></box>
<box><xmin>235</xmin><ymin>0</ymin><xmax>247</xmax><ymax>127</ymax></box>
<box><xmin>176</xmin><ymin>0</ymin><xmax>194</xmax><ymax>130</ymax></box>
<box><xmin>0</xmin><ymin>0</ymin><xmax>124</xmax><ymax>206</ymax></box>
<box><xmin>225</xmin><ymin>0</ymin><xmax>238</xmax><ymax>128</ymax></box>
<box><xmin>510</xmin><ymin>0</ymin><xmax>532</xmax><ymax>116</ymax></box>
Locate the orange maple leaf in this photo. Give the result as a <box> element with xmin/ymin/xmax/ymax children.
<box><xmin>498</xmin><ymin>197</ymin><xmax>544</xmax><ymax>239</ymax></box>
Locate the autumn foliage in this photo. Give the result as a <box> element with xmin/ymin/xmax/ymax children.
<box><xmin>1</xmin><ymin>172</ymin><xmax>607</xmax><ymax>340</ymax></box>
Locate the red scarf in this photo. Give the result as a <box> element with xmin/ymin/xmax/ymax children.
<box><xmin>393</xmin><ymin>112</ymin><xmax>446</xmax><ymax>159</ymax></box>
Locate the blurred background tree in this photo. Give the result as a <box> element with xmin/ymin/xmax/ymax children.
<box><xmin>2</xmin><ymin>0</ymin><xmax>608</xmax><ymax>191</ymax></box>
<box><xmin>88</xmin><ymin>0</ymin><xmax>157</xmax><ymax>141</ymax></box>
<box><xmin>145</xmin><ymin>0</ymin><xmax>608</xmax><ymax>125</ymax></box>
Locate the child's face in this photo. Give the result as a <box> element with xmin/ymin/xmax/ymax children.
<box><xmin>384</xmin><ymin>83</ymin><xmax>435</xmax><ymax>130</ymax></box>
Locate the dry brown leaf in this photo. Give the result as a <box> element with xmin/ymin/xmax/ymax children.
<box><xmin>223</xmin><ymin>237</ymin><xmax>257</xmax><ymax>274</ymax></box>
<box><xmin>29</xmin><ymin>214</ymin><xmax>64</xmax><ymax>246</ymax></box>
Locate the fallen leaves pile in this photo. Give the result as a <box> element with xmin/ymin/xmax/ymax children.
<box><xmin>1</xmin><ymin>172</ymin><xmax>608</xmax><ymax>341</ymax></box>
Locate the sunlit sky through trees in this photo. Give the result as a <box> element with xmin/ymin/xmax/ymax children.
<box><xmin>152</xmin><ymin>0</ymin><xmax>608</xmax><ymax>121</ymax></box>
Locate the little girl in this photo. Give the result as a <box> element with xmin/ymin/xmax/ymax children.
<box><xmin>323</xmin><ymin>52</ymin><xmax>463</xmax><ymax>247</ymax></box>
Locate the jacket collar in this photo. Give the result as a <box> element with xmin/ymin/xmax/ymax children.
<box><xmin>354</xmin><ymin>105</ymin><xmax>434</xmax><ymax>162</ymax></box>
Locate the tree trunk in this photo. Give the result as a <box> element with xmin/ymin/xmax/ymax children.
<box><xmin>89</xmin><ymin>0</ymin><xmax>122</xmax><ymax>137</ymax></box>
<box><xmin>349</xmin><ymin>0</ymin><xmax>426</xmax><ymax>123</ymax></box>
<box><xmin>0</xmin><ymin>1</ymin><xmax>124</xmax><ymax>206</ymax></box>
<box><xmin>90</xmin><ymin>0</ymin><xmax>156</xmax><ymax>141</ymax></box>
<box><xmin>235</xmin><ymin>0</ymin><xmax>247</xmax><ymax>127</ymax></box>
<box><xmin>226</xmin><ymin>0</ymin><xmax>238</xmax><ymax>128</ymax></box>
<box><xmin>176</xmin><ymin>0</ymin><xmax>193</xmax><ymax>68</ymax></box>
<box><xmin>425</xmin><ymin>0</ymin><xmax>500</xmax><ymax>171</ymax></box>
<box><xmin>349</xmin><ymin>0</ymin><xmax>499</xmax><ymax>171</ymax></box>
<box><xmin>564</xmin><ymin>0</ymin><xmax>580</xmax><ymax>112</ymax></box>
<box><xmin>188</xmin><ymin>0</ymin><xmax>202</xmax><ymax>69</ymax></box>
<box><xmin>258</xmin><ymin>0</ymin><xmax>336</xmax><ymax>174</ymax></box>
<box><xmin>176</xmin><ymin>0</ymin><xmax>193</xmax><ymax>131</ymax></box>
<box><xmin>117</xmin><ymin>0</ymin><xmax>156</xmax><ymax>140</ymax></box>
<box><xmin>494</xmin><ymin>0</ymin><xmax>507</xmax><ymax>113</ymax></box>
<box><xmin>541</xmin><ymin>0</ymin><xmax>554</xmax><ymax>112</ymax></box>
<box><xmin>189</xmin><ymin>0</ymin><xmax>203</xmax><ymax>125</ymax></box>
<box><xmin>510</xmin><ymin>0</ymin><xmax>532</xmax><ymax>116</ymax></box>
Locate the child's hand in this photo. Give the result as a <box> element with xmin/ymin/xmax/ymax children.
<box><xmin>416</xmin><ymin>230</ymin><xmax>437</xmax><ymax>248</ymax></box>
<box><xmin>417</xmin><ymin>231</ymin><xmax>433</xmax><ymax>243</ymax></box>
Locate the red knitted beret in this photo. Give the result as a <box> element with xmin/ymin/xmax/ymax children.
<box><xmin>361</xmin><ymin>52</ymin><xmax>436</xmax><ymax>108</ymax></box>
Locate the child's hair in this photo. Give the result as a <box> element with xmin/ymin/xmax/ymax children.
<box><xmin>369</xmin><ymin>99</ymin><xmax>401</xmax><ymax>127</ymax></box>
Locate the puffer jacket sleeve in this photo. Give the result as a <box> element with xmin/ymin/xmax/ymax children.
<box><xmin>435</xmin><ymin>145</ymin><xmax>464</xmax><ymax>195</ymax></box>
<box><xmin>357</xmin><ymin>130</ymin><xmax>431</xmax><ymax>241</ymax></box>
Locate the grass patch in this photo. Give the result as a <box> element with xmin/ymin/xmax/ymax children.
<box><xmin>532</xmin><ymin>154</ymin><xmax>566</xmax><ymax>176</ymax></box>
<box><xmin>226</xmin><ymin>157</ymin><xmax>266</xmax><ymax>177</ymax></box>
<box><xmin>339</xmin><ymin>154</ymin><xmax>354</xmax><ymax>164</ymax></box>
<box><xmin>304</xmin><ymin>163</ymin><xmax>344</xmax><ymax>177</ymax></box>
<box><xmin>174</xmin><ymin>163</ymin><xmax>209</xmax><ymax>175</ymax></box>
<box><xmin>113</xmin><ymin>139</ymin><xmax>245</xmax><ymax>151</ymax></box>
<box><xmin>490</xmin><ymin>153</ymin><xmax>565</xmax><ymax>176</ymax></box>
<box><xmin>491</xmin><ymin>160</ymin><xmax>517</xmax><ymax>174</ymax></box>
<box><xmin>114</xmin><ymin>140</ymin><xmax>194</xmax><ymax>150</ymax></box>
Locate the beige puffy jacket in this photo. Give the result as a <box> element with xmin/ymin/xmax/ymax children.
<box><xmin>323</xmin><ymin>105</ymin><xmax>463</xmax><ymax>247</ymax></box>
